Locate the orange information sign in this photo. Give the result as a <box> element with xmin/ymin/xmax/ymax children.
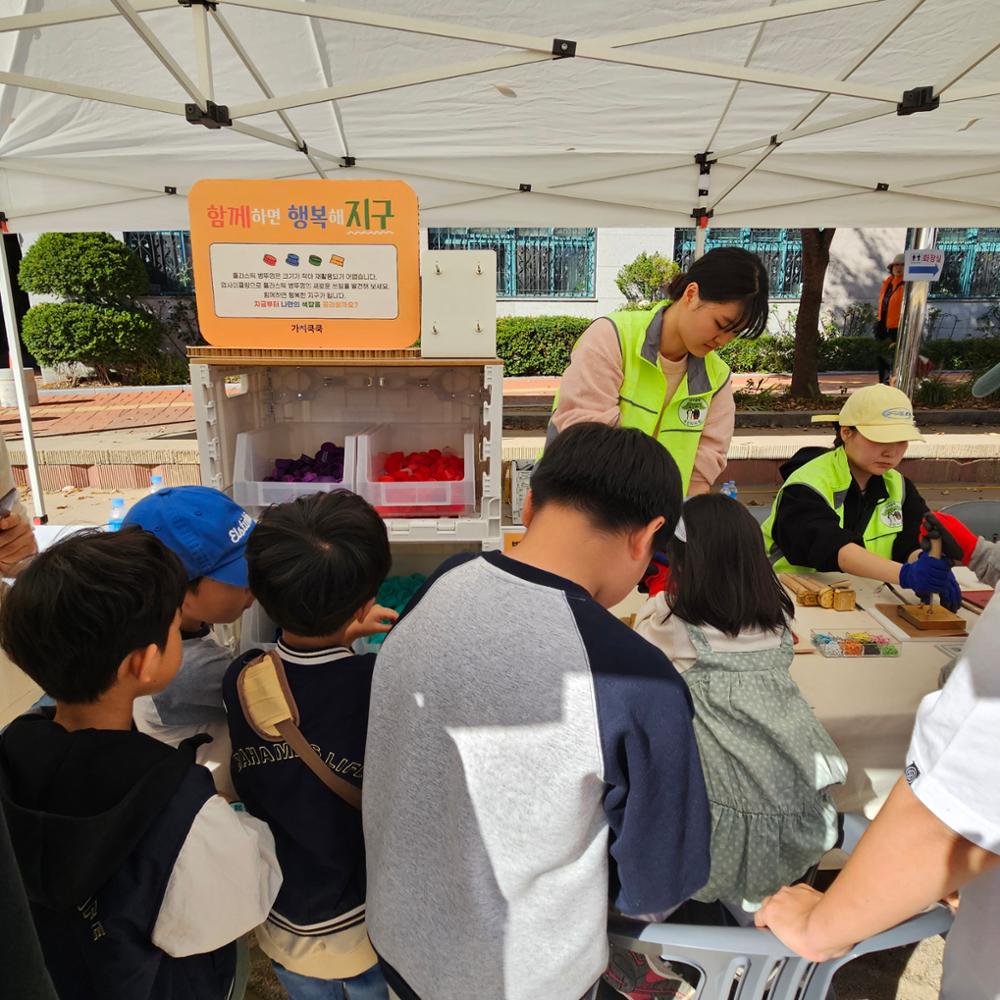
<box><xmin>188</xmin><ymin>179</ymin><xmax>419</xmax><ymax>349</ymax></box>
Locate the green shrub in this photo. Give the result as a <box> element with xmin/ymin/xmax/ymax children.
<box><xmin>816</xmin><ymin>337</ymin><xmax>880</xmax><ymax>371</ymax></box>
<box><xmin>19</xmin><ymin>232</ymin><xmax>149</xmax><ymax>304</ymax></box>
<box><xmin>22</xmin><ymin>302</ymin><xmax>160</xmax><ymax>383</ymax></box>
<box><xmin>615</xmin><ymin>252</ymin><xmax>680</xmax><ymax>306</ymax></box>
<box><xmin>496</xmin><ymin>315</ymin><xmax>591</xmax><ymax>376</ymax></box>
<box><xmin>718</xmin><ymin>335</ymin><xmax>795</xmax><ymax>373</ymax></box>
<box><xmin>495</xmin><ymin>311</ymin><xmax>1000</xmax><ymax>383</ymax></box>
<box><xmin>128</xmin><ymin>353</ymin><xmax>192</xmax><ymax>386</ymax></box>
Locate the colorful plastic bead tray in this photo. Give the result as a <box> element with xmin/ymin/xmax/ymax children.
<box><xmin>811</xmin><ymin>630</ymin><xmax>900</xmax><ymax>657</ymax></box>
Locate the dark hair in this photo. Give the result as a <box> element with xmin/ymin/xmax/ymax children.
<box><xmin>666</xmin><ymin>494</ymin><xmax>793</xmax><ymax>637</ymax></box>
<box><xmin>667</xmin><ymin>247</ymin><xmax>770</xmax><ymax>339</ymax></box>
<box><xmin>0</xmin><ymin>527</ymin><xmax>186</xmax><ymax>703</ymax></box>
<box><xmin>248</xmin><ymin>491</ymin><xmax>390</xmax><ymax>637</ymax></box>
<box><xmin>531</xmin><ymin>423</ymin><xmax>682</xmax><ymax>550</ymax></box>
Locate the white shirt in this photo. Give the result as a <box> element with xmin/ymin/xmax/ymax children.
<box><xmin>906</xmin><ymin>591</ymin><xmax>1000</xmax><ymax>1000</ymax></box>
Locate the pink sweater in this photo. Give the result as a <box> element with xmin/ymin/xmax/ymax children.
<box><xmin>550</xmin><ymin>317</ymin><xmax>735</xmax><ymax>495</ymax></box>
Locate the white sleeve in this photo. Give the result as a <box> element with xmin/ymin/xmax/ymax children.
<box><xmin>635</xmin><ymin>596</ymin><xmax>696</xmax><ymax>673</ymax></box>
<box><xmin>906</xmin><ymin>592</ymin><xmax>1000</xmax><ymax>855</ymax></box>
<box><xmin>969</xmin><ymin>537</ymin><xmax>1000</xmax><ymax>589</ymax></box>
<box><xmin>152</xmin><ymin>796</ymin><xmax>283</xmax><ymax>957</ymax></box>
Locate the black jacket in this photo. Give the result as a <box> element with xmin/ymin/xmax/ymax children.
<box><xmin>0</xmin><ymin>710</ymin><xmax>234</xmax><ymax>1000</ymax></box>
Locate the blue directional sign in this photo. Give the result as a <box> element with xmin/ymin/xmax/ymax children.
<box><xmin>904</xmin><ymin>249</ymin><xmax>944</xmax><ymax>282</ymax></box>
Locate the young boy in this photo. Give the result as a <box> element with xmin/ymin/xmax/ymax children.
<box><xmin>122</xmin><ymin>487</ymin><xmax>255</xmax><ymax>779</ymax></box>
<box><xmin>363</xmin><ymin>422</ymin><xmax>712</xmax><ymax>1000</ymax></box>
<box><xmin>222</xmin><ymin>491</ymin><xmax>392</xmax><ymax>1000</ymax></box>
<box><xmin>0</xmin><ymin>527</ymin><xmax>282</xmax><ymax>1000</ymax></box>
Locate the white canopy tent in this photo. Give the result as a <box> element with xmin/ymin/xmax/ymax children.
<box><xmin>1</xmin><ymin>0</ymin><xmax>999</xmax><ymax>520</ymax></box>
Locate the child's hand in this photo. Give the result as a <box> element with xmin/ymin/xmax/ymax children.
<box><xmin>346</xmin><ymin>604</ymin><xmax>399</xmax><ymax>643</ymax></box>
<box><xmin>0</xmin><ymin>512</ymin><xmax>37</xmax><ymax>577</ymax></box>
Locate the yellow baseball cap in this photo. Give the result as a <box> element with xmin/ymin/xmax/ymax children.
<box><xmin>812</xmin><ymin>384</ymin><xmax>924</xmax><ymax>443</ymax></box>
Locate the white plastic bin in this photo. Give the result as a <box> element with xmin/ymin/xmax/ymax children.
<box><xmin>232</xmin><ymin>421</ymin><xmax>362</xmax><ymax>508</ymax></box>
<box><xmin>357</xmin><ymin>423</ymin><xmax>475</xmax><ymax>517</ymax></box>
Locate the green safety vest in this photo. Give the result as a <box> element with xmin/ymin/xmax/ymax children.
<box><xmin>548</xmin><ymin>302</ymin><xmax>732</xmax><ymax>495</ymax></box>
<box><xmin>761</xmin><ymin>446</ymin><xmax>906</xmax><ymax>574</ymax></box>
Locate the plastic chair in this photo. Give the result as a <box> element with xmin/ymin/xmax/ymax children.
<box><xmin>606</xmin><ymin>813</ymin><xmax>952</xmax><ymax>1000</ymax></box>
<box><xmin>940</xmin><ymin>500</ymin><xmax>1000</xmax><ymax>543</ymax></box>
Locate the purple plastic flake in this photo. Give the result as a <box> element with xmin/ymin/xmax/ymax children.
<box><xmin>267</xmin><ymin>440</ymin><xmax>347</xmax><ymax>485</ymax></box>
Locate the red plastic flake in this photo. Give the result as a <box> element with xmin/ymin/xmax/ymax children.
<box><xmin>376</xmin><ymin>448</ymin><xmax>464</xmax><ymax>483</ymax></box>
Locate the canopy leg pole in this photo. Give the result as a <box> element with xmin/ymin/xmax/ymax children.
<box><xmin>0</xmin><ymin>236</ymin><xmax>47</xmax><ymax>524</ymax></box>
<box><xmin>893</xmin><ymin>226</ymin><xmax>937</xmax><ymax>398</ymax></box>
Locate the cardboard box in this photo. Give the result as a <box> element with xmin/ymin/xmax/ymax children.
<box><xmin>510</xmin><ymin>459</ymin><xmax>535</xmax><ymax>525</ymax></box>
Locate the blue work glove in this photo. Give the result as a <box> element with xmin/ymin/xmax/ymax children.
<box><xmin>899</xmin><ymin>553</ymin><xmax>963</xmax><ymax>612</ymax></box>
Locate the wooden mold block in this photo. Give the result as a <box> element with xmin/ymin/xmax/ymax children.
<box><xmin>898</xmin><ymin>603</ymin><xmax>967</xmax><ymax>631</ymax></box>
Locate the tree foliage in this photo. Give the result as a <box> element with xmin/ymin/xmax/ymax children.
<box><xmin>18</xmin><ymin>233</ymin><xmax>158</xmax><ymax>382</ymax></box>
<box><xmin>615</xmin><ymin>252</ymin><xmax>681</xmax><ymax>306</ymax></box>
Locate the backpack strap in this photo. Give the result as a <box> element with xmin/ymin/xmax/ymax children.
<box><xmin>236</xmin><ymin>649</ymin><xmax>362</xmax><ymax>811</ymax></box>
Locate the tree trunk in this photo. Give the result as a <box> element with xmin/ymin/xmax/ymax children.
<box><xmin>790</xmin><ymin>228</ymin><xmax>836</xmax><ymax>399</ymax></box>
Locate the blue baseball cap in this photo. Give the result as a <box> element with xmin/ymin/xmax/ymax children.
<box><xmin>122</xmin><ymin>486</ymin><xmax>254</xmax><ymax>588</ymax></box>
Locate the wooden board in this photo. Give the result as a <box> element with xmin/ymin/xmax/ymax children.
<box><xmin>187</xmin><ymin>346</ymin><xmax>502</xmax><ymax>367</ymax></box>
<box><xmin>876</xmin><ymin>603</ymin><xmax>968</xmax><ymax>638</ymax></box>
<box><xmin>961</xmin><ymin>590</ymin><xmax>993</xmax><ymax>611</ymax></box>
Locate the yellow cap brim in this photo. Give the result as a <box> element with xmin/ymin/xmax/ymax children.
<box><xmin>810</xmin><ymin>414</ymin><xmax>839</xmax><ymax>424</ymax></box>
<box><xmin>854</xmin><ymin>423</ymin><xmax>924</xmax><ymax>443</ymax></box>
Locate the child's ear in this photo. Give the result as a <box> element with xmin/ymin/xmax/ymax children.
<box><xmin>119</xmin><ymin>643</ymin><xmax>161</xmax><ymax>687</ymax></box>
<box><xmin>630</xmin><ymin>516</ymin><xmax>665</xmax><ymax>563</ymax></box>
<box><xmin>522</xmin><ymin>489</ymin><xmax>535</xmax><ymax>527</ymax></box>
<box><xmin>356</xmin><ymin>597</ymin><xmax>376</xmax><ymax>623</ymax></box>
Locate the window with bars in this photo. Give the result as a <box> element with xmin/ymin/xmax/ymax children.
<box><xmin>123</xmin><ymin>231</ymin><xmax>193</xmax><ymax>295</ymax></box>
<box><xmin>674</xmin><ymin>228</ymin><xmax>804</xmax><ymax>299</ymax></box>
<box><xmin>427</xmin><ymin>227</ymin><xmax>596</xmax><ymax>298</ymax></box>
<box><xmin>931</xmin><ymin>228</ymin><xmax>1000</xmax><ymax>299</ymax></box>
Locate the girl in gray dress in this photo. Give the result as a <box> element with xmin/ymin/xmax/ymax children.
<box><xmin>605</xmin><ymin>495</ymin><xmax>846</xmax><ymax>999</ymax></box>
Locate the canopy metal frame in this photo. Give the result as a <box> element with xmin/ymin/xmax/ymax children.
<box><xmin>1</xmin><ymin>0</ymin><xmax>998</xmax><ymax>519</ymax></box>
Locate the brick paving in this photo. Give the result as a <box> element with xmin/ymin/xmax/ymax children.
<box><xmin>0</xmin><ymin>371</ymin><xmax>970</xmax><ymax>441</ymax></box>
<box><xmin>0</xmin><ymin>387</ymin><xmax>194</xmax><ymax>438</ymax></box>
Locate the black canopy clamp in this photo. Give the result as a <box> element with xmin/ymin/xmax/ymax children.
<box><xmin>897</xmin><ymin>86</ymin><xmax>940</xmax><ymax>116</ymax></box>
<box><xmin>340</xmin><ymin>156</ymin><xmax>356</xmax><ymax>168</ymax></box>
<box><xmin>552</xmin><ymin>38</ymin><xmax>577</xmax><ymax>58</ymax></box>
<box><xmin>690</xmin><ymin>207</ymin><xmax>714</xmax><ymax>223</ymax></box>
<box><xmin>876</xmin><ymin>182</ymin><xmax>890</xmax><ymax>192</ymax></box>
<box><xmin>163</xmin><ymin>186</ymin><xmax>177</xmax><ymax>195</ymax></box>
<box><xmin>185</xmin><ymin>101</ymin><xmax>231</xmax><ymax>128</ymax></box>
<box><xmin>177</xmin><ymin>0</ymin><xmax>218</xmax><ymax>9</ymax></box>
<box><xmin>519</xmin><ymin>183</ymin><xmax>532</xmax><ymax>192</ymax></box>
<box><xmin>694</xmin><ymin>151</ymin><xmax>715</xmax><ymax>198</ymax></box>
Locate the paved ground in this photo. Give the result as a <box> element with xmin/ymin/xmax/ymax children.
<box><xmin>243</xmin><ymin>937</ymin><xmax>945</xmax><ymax>1000</ymax></box>
<box><xmin>2</xmin><ymin>370</ymin><xmax>967</xmax><ymax>442</ymax></box>
<box><xmin>0</xmin><ymin>386</ymin><xmax>193</xmax><ymax>438</ymax></box>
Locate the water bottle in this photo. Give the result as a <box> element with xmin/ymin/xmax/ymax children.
<box><xmin>108</xmin><ymin>497</ymin><xmax>126</xmax><ymax>532</ymax></box>
<box><xmin>721</xmin><ymin>480</ymin><xmax>738</xmax><ymax>500</ymax></box>
<box><xmin>149</xmin><ymin>474</ymin><xmax>164</xmax><ymax>495</ymax></box>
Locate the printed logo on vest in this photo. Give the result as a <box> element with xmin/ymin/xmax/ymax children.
<box><xmin>879</xmin><ymin>500</ymin><xmax>903</xmax><ymax>528</ymax></box>
<box><xmin>679</xmin><ymin>397</ymin><xmax>707</xmax><ymax>429</ymax></box>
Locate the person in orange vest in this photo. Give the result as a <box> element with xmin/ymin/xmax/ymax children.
<box><xmin>875</xmin><ymin>252</ymin><xmax>905</xmax><ymax>384</ymax></box>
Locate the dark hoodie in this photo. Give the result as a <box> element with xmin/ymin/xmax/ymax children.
<box><xmin>0</xmin><ymin>709</ymin><xmax>235</xmax><ymax>1000</ymax></box>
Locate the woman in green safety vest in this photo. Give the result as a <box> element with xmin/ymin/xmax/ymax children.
<box><xmin>547</xmin><ymin>247</ymin><xmax>769</xmax><ymax>496</ymax></box>
<box><xmin>761</xmin><ymin>384</ymin><xmax>961</xmax><ymax>609</ymax></box>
